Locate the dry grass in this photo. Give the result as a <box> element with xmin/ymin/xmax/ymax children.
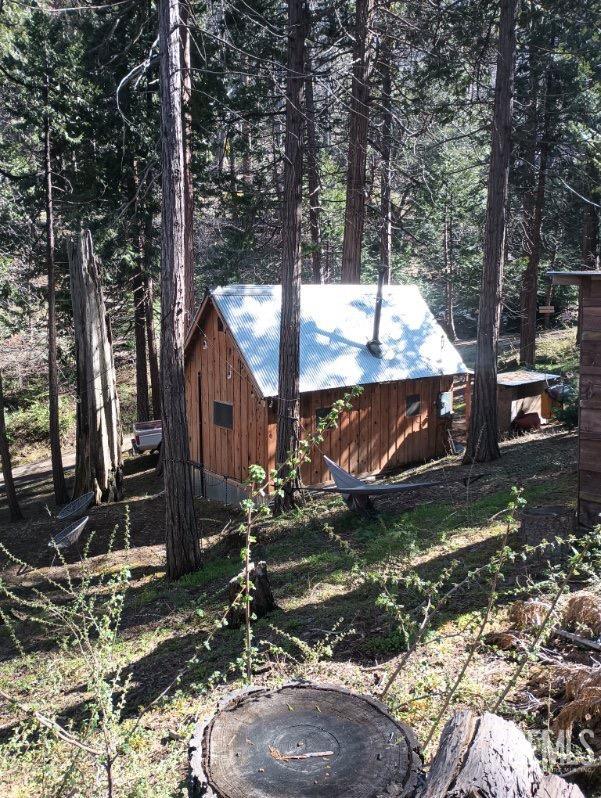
<box><xmin>562</xmin><ymin>592</ymin><xmax>601</xmax><ymax>637</ymax></box>
<box><xmin>508</xmin><ymin>600</ymin><xmax>552</xmax><ymax>630</ymax></box>
<box><xmin>552</xmin><ymin>665</ymin><xmax>601</xmax><ymax>732</ymax></box>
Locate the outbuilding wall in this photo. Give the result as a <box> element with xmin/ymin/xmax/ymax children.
<box><xmin>579</xmin><ymin>277</ymin><xmax>601</xmax><ymax>527</ymax></box>
<box><xmin>185</xmin><ymin>302</ymin><xmax>268</xmax><ymax>487</ymax></box>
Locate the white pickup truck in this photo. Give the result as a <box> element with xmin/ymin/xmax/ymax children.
<box><xmin>131</xmin><ymin>420</ymin><xmax>162</xmax><ymax>454</ymax></box>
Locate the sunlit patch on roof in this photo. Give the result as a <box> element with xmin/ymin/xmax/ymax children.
<box><xmin>208</xmin><ymin>284</ymin><xmax>469</xmax><ymax>398</ymax></box>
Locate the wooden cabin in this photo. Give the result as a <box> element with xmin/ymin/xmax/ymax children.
<box><xmin>184</xmin><ymin>284</ymin><xmax>469</xmax><ymax>503</ymax></box>
<box><xmin>549</xmin><ymin>270</ymin><xmax>601</xmax><ymax>527</ymax></box>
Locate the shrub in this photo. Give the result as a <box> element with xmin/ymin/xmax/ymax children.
<box><xmin>6</xmin><ymin>395</ymin><xmax>74</xmax><ymax>444</ymax></box>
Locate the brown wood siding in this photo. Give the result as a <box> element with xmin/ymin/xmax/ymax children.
<box><xmin>497</xmin><ymin>382</ymin><xmax>546</xmax><ymax>435</ymax></box>
<box><xmin>186</xmin><ymin>300</ymin><xmax>456</xmax><ymax>492</ymax></box>
<box><xmin>264</xmin><ymin>376</ymin><xmax>453</xmax><ymax>487</ymax></box>
<box><xmin>185</xmin><ymin>302</ymin><xmax>267</xmax><ymax>486</ymax></box>
<box><xmin>578</xmin><ymin>277</ymin><xmax>601</xmax><ymax>526</ymax></box>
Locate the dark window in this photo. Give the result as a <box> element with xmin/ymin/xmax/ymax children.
<box><xmin>217</xmin><ymin>317</ymin><xmax>224</xmax><ymax>332</ymax></box>
<box><xmin>213</xmin><ymin>401</ymin><xmax>233</xmax><ymax>429</ymax></box>
<box><xmin>316</xmin><ymin>406</ymin><xmax>333</xmax><ymax>425</ymax></box>
<box><xmin>406</xmin><ymin>394</ymin><xmax>421</xmax><ymax>417</ymax></box>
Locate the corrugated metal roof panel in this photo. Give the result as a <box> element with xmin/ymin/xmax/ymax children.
<box><xmin>497</xmin><ymin>370</ymin><xmax>559</xmax><ymax>387</ymax></box>
<box><xmin>211</xmin><ymin>284</ymin><xmax>469</xmax><ymax>398</ymax></box>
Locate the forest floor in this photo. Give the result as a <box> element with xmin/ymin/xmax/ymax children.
<box><xmin>1</xmin><ymin>325</ymin><xmax>596</xmax><ymax>798</ymax></box>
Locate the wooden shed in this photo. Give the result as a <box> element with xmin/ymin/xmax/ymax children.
<box><xmin>184</xmin><ymin>284</ymin><xmax>468</xmax><ymax>503</ymax></box>
<box><xmin>496</xmin><ymin>370</ymin><xmax>560</xmax><ymax>433</ymax></box>
<box><xmin>549</xmin><ymin>270</ymin><xmax>601</xmax><ymax>528</ymax></box>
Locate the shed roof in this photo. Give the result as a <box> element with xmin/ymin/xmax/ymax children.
<box><xmin>548</xmin><ymin>270</ymin><xmax>601</xmax><ymax>285</ymax></box>
<box><xmin>194</xmin><ymin>284</ymin><xmax>468</xmax><ymax>398</ymax></box>
<box><xmin>497</xmin><ymin>370</ymin><xmax>560</xmax><ymax>387</ymax></box>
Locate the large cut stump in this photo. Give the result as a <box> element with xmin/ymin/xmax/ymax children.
<box><xmin>421</xmin><ymin>709</ymin><xmax>584</xmax><ymax>798</ymax></box>
<box><xmin>189</xmin><ymin>682</ymin><xmax>422</xmax><ymax>797</ymax></box>
<box><xmin>538</xmin><ymin>775</ymin><xmax>585</xmax><ymax>798</ymax></box>
<box><xmin>518</xmin><ymin>505</ymin><xmax>576</xmax><ymax>574</ymax></box>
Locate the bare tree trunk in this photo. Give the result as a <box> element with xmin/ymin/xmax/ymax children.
<box><xmin>43</xmin><ymin>67</ymin><xmax>68</xmax><ymax>506</ymax></box>
<box><xmin>0</xmin><ymin>371</ymin><xmax>23</xmax><ymax>522</ymax></box>
<box><xmin>181</xmin><ymin>0</ymin><xmax>195</xmax><ymax>327</ymax></box>
<box><xmin>141</xmin><ymin>181</ymin><xmax>161</xmax><ymax>419</ymax></box>
<box><xmin>581</xmin><ymin>160</ymin><xmax>599</xmax><ymax>270</ymax></box>
<box><xmin>543</xmin><ymin>249</ymin><xmax>556</xmax><ymax>330</ymax></box>
<box><xmin>130</xmin><ymin>161</ymin><xmax>151</xmax><ymax>423</ymax></box>
<box><xmin>159</xmin><ymin>0</ymin><xmax>202</xmax><ymax>578</ymax></box>
<box><xmin>519</xmin><ymin>138</ymin><xmax>549</xmax><ymax>365</ymax></box>
<box><xmin>276</xmin><ymin>0</ymin><xmax>307</xmax><ymax>512</ymax></box>
<box><xmin>305</xmin><ymin>45</ymin><xmax>323</xmax><ymax>283</ymax></box>
<box><xmin>464</xmin><ymin>0</ymin><xmax>517</xmax><ymax>464</ymax></box>
<box><xmin>341</xmin><ymin>0</ymin><xmax>374</xmax><ymax>282</ymax></box>
<box><xmin>144</xmin><ymin>277</ymin><xmax>161</xmax><ymax>421</ymax></box>
<box><xmin>520</xmin><ymin>47</ymin><xmax>554</xmax><ymax>366</ymax></box>
<box><xmin>133</xmin><ymin>264</ymin><xmax>150</xmax><ymax>422</ymax></box>
<box><xmin>68</xmin><ymin>230</ymin><xmax>124</xmax><ymax>503</ymax></box>
<box><xmin>379</xmin><ymin>34</ymin><xmax>393</xmax><ymax>284</ymax></box>
<box><xmin>443</xmin><ymin>204</ymin><xmax>458</xmax><ymax>341</ymax></box>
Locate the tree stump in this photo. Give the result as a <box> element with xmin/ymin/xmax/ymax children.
<box><xmin>518</xmin><ymin>506</ymin><xmax>575</xmax><ymax>570</ymax></box>
<box><xmin>538</xmin><ymin>775</ymin><xmax>585</xmax><ymax>798</ymax></box>
<box><xmin>226</xmin><ymin>561</ymin><xmax>276</xmax><ymax>628</ymax></box>
<box><xmin>189</xmin><ymin>682</ymin><xmax>422</xmax><ymax>797</ymax></box>
<box><xmin>68</xmin><ymin>229</ymin><xmax>124</xmax><ymax>503</ymax></box>
<box><xmin>421</xmin><ymin>709</ymin><xmax>584</xmax><ymax>798</ymax></box>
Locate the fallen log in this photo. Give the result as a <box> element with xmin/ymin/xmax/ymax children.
<box><xmin>554</xmin><ymin>628</ymin><xmax>601</xmax><ymax>653</ymax></box>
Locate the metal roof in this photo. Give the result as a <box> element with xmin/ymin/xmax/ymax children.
<box><xmin>209</xmin><ymin>284</ymin><xmax>468</xmax><ymax>398</ymax></box>
<box><xmin>548</xmin><ymin>270</ymin><xmax>601</xmax><ymax>285</ymax></box>
<box><xmin>497</xmin><ymin>370</ymin><xmax>560</xmax><ymax>387</ymax></box>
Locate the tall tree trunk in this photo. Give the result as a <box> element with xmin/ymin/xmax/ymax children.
<box><xmin>68</xmin><ymin>230</ymin><xmax>124</xmax><ymax>503</ymax></box>
<box><xmin>0</xmin><ymin>371</ymin><xmax>23</xmax><ymax>522</ymax></box>
<box><xmin>142</xmin><ymin>157</ymin><xmax>161</xmax><ymax>419</ymax></box>
<box><xmin>581</xmin><ymin>160</ymin><xmax>599</xmax><ymax>270</ymax></box>
<box><xmin>341</xmin><ymin>0</ymin><xmax>374</xmax><ymax>282</ymax></box>
<box><xmin>305</xmin><ymin>45</ymin><xmax>323</xmax><ymax>283</ymax></box>
<box><xmin>443</xmin><ymin>204</ymin><xmax>458</xmax><ymax>341</ymax></box>
<box><xmin>159</xmin><ymin>0</ymin><xmax>202</xmax><ymax>578</ymax></box>
<box><xmin>143</xmin><ymin>203</ymin><xmax>161</xmax><ymax>418</ymax></box>
<box><xmin>464</xmin><ymin>0</ymin><xmax>517</xmax><ymax>464</ymax></box>
<box><xmin>133</xmin><ymin>264</ymin><xmax>150</xmax><ymax>422</ymax></box>
<box><xmin>43</xmin><ymin>68</ymin><xmax>68</xmax><ymax>506</ymax></box>
<box><xmin>276</xmin><ymin>0</ymin><xmax>307</xmax><ymax>512</ymax></box>
<box><xmin>519</xmin><ymin>41</ymin><xmax>554</xmax><ymax>366</ymax></box>
<box><xmin>131</xmin><ymin>161</ymin><xmax>150</xmax><ymax>422</ymax></box>
<box><xmin>181</xmin><ymin>0</ymin><xmax>195</xmax><ymax>327</ymax></box>
<box><xmin>379</xmin><ymin>34</ymin><xmax>393</xmax><ymax>284</ymax></box>
<box><xmin>519</xmin><ymin>137</ymin><xmax>550</xmax><ymax>365</ymax></box>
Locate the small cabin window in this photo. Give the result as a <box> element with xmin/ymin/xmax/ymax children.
<box><xmin>217</xmin><ymin>317</ymin><xmax>224</xmax><ymax>332</ymax></box>
<box><xmin>406</xmin><ymin>394</ymin><xmax>421</xmax><ymax>417</ymax></box>
<box><xmin>316</xmin><ymin>406</ymin><xmax>333</xmax><ymax>425</ymax></box>
<box><xmin>437</xmin><ymin>390</ymin><xmax>453</xmax><ymax>418</ymax></box>
<box><xmin>213</xmin><ymin>401</ymin><xmax>233</xmax><ymax>429</ymax></box>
